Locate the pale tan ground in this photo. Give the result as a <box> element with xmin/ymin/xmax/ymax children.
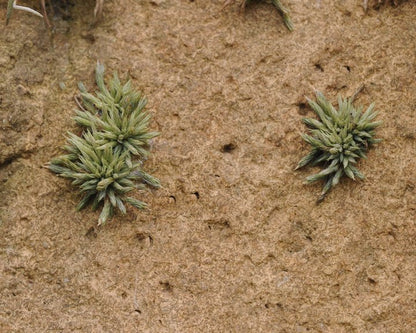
<box><xmin>1</xmin><ymin>0</ymin><xmax>416</xmax><ymax>332</ymax></box>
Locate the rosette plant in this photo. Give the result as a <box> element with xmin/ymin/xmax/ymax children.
<box><xmin>296</xmin><ymin>92</ymin><xmax>381</xmax><ymax>201</ymax></box>
<box><xmin>49</xmin><ymin>62</ymin><xmax>160</xmax><ymax>225</ymax></box>
<box><xmin>49</xmin><ymin>131</ymin><xmax>160</xmax><ymax>225</ymax></box>
<box><xmin>74</xmin><ymin>63</ymin><xmax>158</xmax><ymax>166</ymax></box>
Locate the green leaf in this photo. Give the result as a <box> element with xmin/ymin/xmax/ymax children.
<box><xmin>116</xmin><ymin>197</ymin><xmax>126</xmax><ymax>214</ymax></box>
<box><xmin>6</xmin><ymin>0</ymin><xmax>14</xmax><ymax>25</ymax></box>
<box><xmin>295</xmin><ymin>149</ymin><xmax>318</xmax><ymax>170</ymax></box>
<box><xmin>107</xmin><ymin>188</ymin><xmax>117</xmax><ymax>207</ymax></box>
<box><xmin>306</xmin><ymin>165</ymin><xmax>338</xmax><ymax>183</ymax></box>
<box><xmin>302</xmin><ymin>118</ymin><xmax>324</xmax><ymax>130</ymax></box>
<box><xmin>49</xmin><ymin>164</ymin><xmax>71</xmax><ymax>175</ymax></box>
<box><xmin>271</xmin><ymin>0</ymin><xmax>294</xmax><ymax>31</ymax></box>
<box><xmin>125</xmin><ymin>197</ymin><xmax>147</xmax><ymax>210</ymax></box>
<box><xmin>96</xmin><ymin>177</ymin><xmax>114</xmax><ymax>191</ymax></box>
<box><xmin>344</xmin><ymin>166</ymin><xmax>355</xmax><ymax>180</ymax></box>
<box><xmin>77</xmin><ymin>192</ymin><xmax>95</xmax><ymax>211</ymax></box>
<box><xmin>139</xmin><ymin>170</ymin><xmax>161</xmax><ymax>188</ymax></box>
<box><xmin>98</xmin><ymin>199</ymin><xmax>112</xmax><ymax>226</ymax></box>
<box><xmin>331</xmin><ymin>168</ymin><xmax>343</xmax><ymax>186</ymax></box>
<box><xmin>318</xmin><ymin>177</ymin><xmax>333</xmax><ymax>202</ymax></box>
<box><xmin>349</xmin><ymin>165</ymin><xmax>365</xmax><ymax>180</ymax></box>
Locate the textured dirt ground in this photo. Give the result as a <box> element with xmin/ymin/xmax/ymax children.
<box><xmin>1</xmin><ymin>0</ymin><xmax>416</xmax><ymax>331</ymax></box>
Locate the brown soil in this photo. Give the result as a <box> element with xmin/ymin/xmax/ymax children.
<box><xmin>1</xmin><ymin>0</ymin><xmax>416</xmax><ymax>331</ymax></box>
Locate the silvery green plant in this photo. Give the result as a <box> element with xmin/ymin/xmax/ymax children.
<box><xmin>49</xmin><ymin>131</ymin><xmax>160</xmax><ymax>225</ymax></box>
<box><xmin>222</xmin><ymin>0</ymin><xmax>293</xmax><ymax>31</ymax></box>
<box><xmin>74</xmin><ymin>63</ymin><xmax>158</xmax><ymax>166</ymax></box>
<box><xmin>271</xmin><ymin>0</ymin><xmax>293</xmax><ymax>31</ymax></box>
<box><xmin>296</xmin><ymin>92</ymin><xmax>381</xmax><ymax>201</ymax></box>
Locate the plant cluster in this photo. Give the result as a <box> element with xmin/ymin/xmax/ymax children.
<box><xmin>222</xmin><ymin>0</ymin><xmax>294</xmax><ymax>31</ymax></box>
<box><xmin>49</xmin><ymin>63</ymin><xmax>160</xmax><ymax>225</ymax></box>
<box><xmin>74</xmin><ymin>63</ymin><xmax>159</xmax><ymax>166</ymax></box>
<box><xmin>296</xmin><ymin>92</ymin><xmax>381</xmax><ymax>202</ymax></box>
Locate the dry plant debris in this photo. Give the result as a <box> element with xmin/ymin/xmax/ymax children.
<box><xmin>6</xmin><ymin>0</ymin><xmax>43</xmax><ymax>26</ymax></box>
<box><xmin>5</xmin><ymin>0</ymin><xmax>104</xmax><ymax>26</ymax></box>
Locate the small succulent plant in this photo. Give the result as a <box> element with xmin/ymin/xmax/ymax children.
<box><xmin>296</xmin><ymin>92</ymin><xmax>381</xmax><ymax>202</ymax></box>
<box><xmin>49</xmin><ymin>62</ymin><xmax>159</xmax><ymax>225</ymax></box>
<box><xmin>49</xmin><ymin>131</ymin><xmax>160</xmax><ymax>225</ymax></box>
<box><xmin>222</xmin><ymin>0</ymin><xmax>293</xmax><ymax>31</ymax></box>
<box><xmin>74</xmin><ymin>63</ymin><xmax>158</xmax><ymax>166</ymax></box>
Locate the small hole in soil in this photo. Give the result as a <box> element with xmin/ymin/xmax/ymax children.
<box><xmin>169</xmin><ymin>195</ymin><xmax>176</xmax><ymax>203</ymax></box>
<box><xmin>297</xmin><ymin>102</ymin><xmax>308</xmax><ymax>115</ymax></box>
<box><xmin>136</xmin><ymin>232</ymin><xmax>147</xmax><ymax>241</ymax></box>
<box><xmin>221</xmin><ymin>143</ymin><xmax>236</xmax><ymax>153</ymax></box>
<box><xmin>265</xmin><ymin>303</ymin><xmax>270</xmax><ymax>308</ymax></box>
<box><xmin>314</xmin><ymin>63</ymin><xmax>324</xmax><ymax>72</ymax></box>
<box><xmin>135</xmin><ymin>309</ymin><xmax>141</xmax><ymax>314</ymax></box>
<box><xmin>136</xmin><ymin>232</ymin><xmax>153</xmax><ymax>245</ymax></box>
<box><xmin>85</xmin><ymin>227</ymin><xmax>97</xmax><ymax>239</ymax></box>
<box><xmin>193</xmin><ymin>191</ymin><xmax>200</xmax><ymax>199</ymax></box>
<box><xmin>214</xmin><ymin>174</ymin><xmax>220</xmax><ymax>178</ymax></box>
<box><xmin>345</xmin><ymin>65</ymin><xmax>351</xmax><ymax>72</ymax></box>
<box><xmin>0</xmin><ymin>153</ymin><xmax>22</xmax><ymax>168</ymax></box>
<box><xmin>368</xmin><ymin>278</ymin><xmax>377</xmax><ymax>285</ymax></box>
<box><xmin>50</xmin><ymin>0</ymin><xmax>74</xmax><ymax>20</ymax></box>
<box><xmin>81</xmin><ymin>33</ymin><xmax>95</xmax><ymax>43</ymax></box>
<box><xmin>121</xmin><ymin>292</ymin><xmax>127</xmax><ymax>299</ymax></box>
<box><xmin>388</xmin><ymin>230</ymin><xmax>396</xmax><ymax>238</ymax></box>
<box><xmin>207</xmin><ymin>219</ymin><xmax>230</xmax><ymax>230</ymax></box>
<box><xmin>159</xmin><ymin>281</ymin><xmax>172</xmax><ymax>292</ymax></box>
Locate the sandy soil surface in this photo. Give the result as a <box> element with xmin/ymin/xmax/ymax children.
<box><xmin>1</xmin><ymin>0</ymin><xmax>416</xmax><ymax>331</ymax></box>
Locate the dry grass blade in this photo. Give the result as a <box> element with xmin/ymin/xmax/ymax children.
<box><xmin>6</xmin><ymin>0</ymin><xmax>43</xmax><ymax>25</ymax></box>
